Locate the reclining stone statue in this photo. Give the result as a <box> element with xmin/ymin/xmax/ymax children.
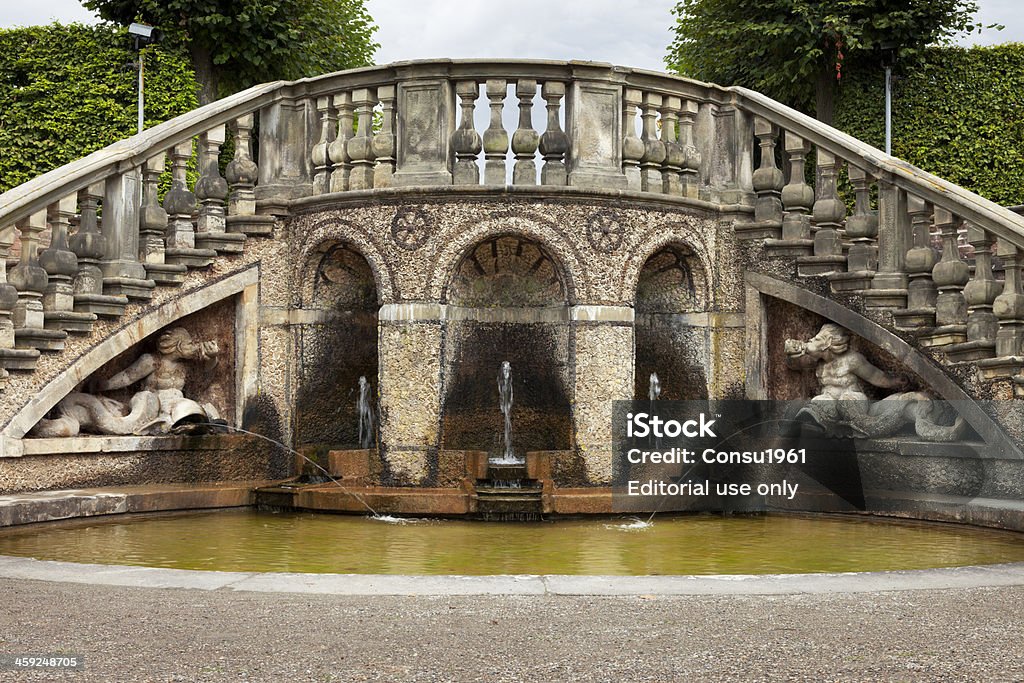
<box><xmin>784</xmin><ymin>323</ymin><xmax>965</xmax><ymax>442</ymax></box>
<box><xmin>31</xmin><ymin>327</ymin><xmax>224</xmax><ymax>437</ymax></box>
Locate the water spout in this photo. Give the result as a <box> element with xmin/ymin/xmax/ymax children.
<box><xmin>357</xmin><ymin>375</ymin><xmax>376</xmax><ymax>449</ymax></box>
<box><xmin>492</xmin><ymin>360</ymin><xmax>522</xmax><ymax>464</ymax></box>
<box><xmin>649</xmin><ymin>372</ymin><xmax>661</xmax><ymax>401</ymax></box>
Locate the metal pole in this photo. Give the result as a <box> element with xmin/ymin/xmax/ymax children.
<box><xmin>884</xmin><ymin>65</ymin><xmax>892</xmax><ymax>155</ymax></box>
<box><xmin>137</xmin><ymin>49</ymin><xmax>145</xmax><ymax>134</ymax></box>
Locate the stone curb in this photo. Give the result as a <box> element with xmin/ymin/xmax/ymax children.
<box><xmin>2</xmin><ymin>555</ymin><xmax>1023</xmax><ymax>596</ymax></box>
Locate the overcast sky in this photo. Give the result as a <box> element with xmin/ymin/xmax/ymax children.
<box><xmin>0</xmin><ymin>0</ymin><xmax>1020</xmax><ymax>72</ymax></box>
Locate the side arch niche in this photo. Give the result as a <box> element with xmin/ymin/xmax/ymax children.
<box><xmin>633</xmin><ymin>243</ymin><xmax>710</xmax><ymax>400</ymax></box>
<box><xmin>440</xmin><ymin>234</ymin><xmax>572</xmax><ymax>457</ymax></box>
<box><xmin>294</xmin><ymin>241</ymin><xmax>380</xmax><ymax>449</ymax></box>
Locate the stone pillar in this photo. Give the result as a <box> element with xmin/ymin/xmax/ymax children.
<box><xmin>311</xmin><ymin>96</ymin><xmax>337</xmax><ymax>195</ymax></box>
<box><xmin>539</xmin><ymin>81</ymin><xmax>569</xmax><ymax>186</ymax></box>
<box><xmin>511</xmin><ymin>79</ymin><xmax>539</xmax><ymax>186</ymax></box>
<box><xmin>483</xmin><ymin>79</ymin><xmax>509</xmax><ymax>185</ymax></box>
<box><xmin>864</xmin><ymin>179</ymin><xmax>910</xmax><ymax>309</ymax></box>
<box><xmin>659</xmin><ymin>96</ymin><xmax>683</xmax><ymax>196</ymax></box>
<box><xmin>392</xmin><ymin>73</ymin><xmax>454</xmax><ymax>187</ymax></box>
<box><xmin>226</xmin><ymin>114</ymin><xmax>274</xmax><ymax>236</ymax></box>
<box><xmin>765</xmin><ymin>131</ymin><xmax>813</xmax><ymax>256</ymax></box>
<box><xmin>347</xmin><ymin>88</ymin><xmax>377</xmax><ymax>191</ymax></box>
<box><xmin>921</xmin><ymin>206</ymin><xmax>969</xmax><ymax>347</ymax></box>
<box><xmin>639</xmin><ymin>92</ymin><xmax>666</xmax><ymax>193</ymax></box>
<box><xmin>832</xmin><ymin>165</ymin><xmax>878</xmax><ymax>291</ymax></box>
<box><xmin>165</xmin><ymin>140</ymin><xmax>216</xmax><ymax>268</ymax></box>
<box><xmin>571</xmin><ymin>305</ymin><xmax>634</xmax><ymax>484</ymax></box>
<box><xmin>372</xmin><ymin>84</ymin><xmax>397</xmax><ymax>188</ymax></box>
<box><xmin>101</xmin><ymin>167</ymin><xmax>155</xmax><ymax>300</ymax></box>
<box><xmin>621</xmin><ymin>88</ymin><xmax>643</xmax><ymax>191</ymax></box>
<box><xmin>328</xmin><ymin>92</ymin><xmax>354</xmax><ymax>193</ymax></box>
<box><xmin>567</xmin><ymin>65</ymin><xmax>627</xmax><ymax>189</ymax></box>
<box><xmin>980</xmin><ymin>239</ymin><xmax>1024</xmax><ymax>378</ymax></box>
<box><xmin>196</xmin><ymin>125</ymin><xmax>245</xmax><ymax>254</ymax></box>
<box><xmin>71</xmin><ymin>182</ymin><xmax>126</xmax><ymax>317</ymax></box>
<box><xmin>377</xmin><ymin>303</ymin><xmax>443</xmax><ymax>485</ymax></box>
<box><xmin>255</xmin><ymin>99</ymin><xmax>312</xmax><ymax>208</ymax></box>
<box><xmin>735</xmin><ymin>116</ymin><xmax>783</xmax><ymax>241</ymax></box>
<box><xmin>892</xmin><ymin>194</ymin><xmax>937</xmax><ymax>329</ymax></box>
<box><xmin>947</xmin><ymin>224</ymin><xmax>1001</xmax><ymax>362</ymax></box>
<box><xmin>452</xmin><ymin>81</ymin><xmax>482</xmax><ymax>185</ymax></box>
<box><xmin>678</xmin><ymin>100</ymin><xmax>701</xmax><ymax>199</ymax></box>
<box><xmin>139</xmin><ymin>154</ymin><xmax>186</xmax><ymax>286</ymax></box>
<box><xmin>10</xmin><ymin>211</ymin><xmax>64</xmax><ymax>351</ymax></box>
<box><xmin>40</xmin><ymin>195</ymin><xmax>94</xmax><ymax>333</ymax></box>
<box><xmin>798</xmin><ymin>148</ymin><xmax>847</xmax><ymax>276</ymax></box>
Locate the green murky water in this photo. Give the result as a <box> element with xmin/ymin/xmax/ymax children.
<box><xmin>1</xmin><ymin>510</ymin><xmax>1023</xmax><ymax>575</ymax></box>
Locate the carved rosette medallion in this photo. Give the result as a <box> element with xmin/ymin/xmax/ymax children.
<box><xmin>390</xmin><ymin>206</ymin><xmax>432</xmax><ymax>251</ymax></box>
<box><xmin>586</xmin><ymin>211</ymin><xmax>625</xmax><ymax>253</ymax></box>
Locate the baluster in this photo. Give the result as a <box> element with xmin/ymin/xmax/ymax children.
<box><xmin>373</xmin><ymin>85</ymin><xmax>397</xmax><ymax>188</ymax></box>
<box><xmin>843</xmin><ymin>166</ymin><xmax>878</xmax><ymax>285</ymax></box>
<box><xmin>660</xmin><ymin>96</ymin><xmax>683</xmax><ymax>196</ymax></box>
<box><xmin>921</xmin><ymin>207</ymin><xmax>969</xmax><ymax>347</ymax></box>
<box><xmin>766</xmin><ymin>132</ymin><xmax>814</xmax><ymax>256</ymax></box>
<box><xmin>71</xmin><ymin>183</ymin><xmax>126</xmax><ymax>317</ymax></box>
<box><xmin>679</xmin><ymin>100</ymin><xmax>700</xmax><ymax>199</ymax></box>
<box><xmin>539</xmin><ymin>81</ymin><xmax>568</xmax><ymax>186</ymax></box>
<box><xmin>40</xmin><ymin>196</ymin><xmax>94</xmax><ymax>333</ymax></box>
<box><xmin>798</xmin><ymin>148</ymin><xmax>846</xmax><ymax>276</ymax></box>
<box><xmin>347</xmin><ymin>88</ymin><xmax>377</xmax><ymax>190</ymax></box>
<box><xmin>639</xmin><ymin>92</ymin><xmax>666</xmax><ymax>193</ymax></box>
<box><xmin>312</xmin><ymin>97</ymin><xmax>337</xmax><ymax>195</ymax></box>
<box><xmin>948</xmin><ymin>225</ymin><xmax>1002</xmax><ymax>362</ymax></box>
<box><xmin>0</xmin><ymin>225</ymin><xmax>20</xmax><ymax>363</ymax></box>
<box><xmin>621</xmin><ymin>89</ymin><xmax>643</xmax><ymax>191</ymax></box>
<box><xmin>164</xmin><ymin>140</ymin><xmax>215</xmax><ymax>268</ymax></box>
<box><xmin>226</xmin><ymin>115</ymin><xmax>258</xmax><ymax>218</ymax></box>
<box><xmin>974</xmin><ymin>239</ymin><xmax>1024</xmax><ymax>378</ymax></box>
<box><xmin>195</xmin><ymin>125</ymin><xmax>244</xmax><ymax>255</ymax></box>
<box><xmin>452</xmin><ymin>81</ymin><xmax>482</xmax><ymax>185</ymax></box>
<box><xmin>139</xmin><ymin>154</ymin><xmax>187</xmax><ymax>286</ymax></box>
<box><xmin>864</xmin><ymin>180</ymin><xmax>911</xmax><ymax>309</ymax></box>
<box><xmin>511</xmin><ymin>79</ymin><xmax>539</xmax><ymax>185</ymax></box>
<box><xmin>101</xmin><ymin>166</ymin><xmax>155</xmax><ymax>300</ymax></box>
<box><xmin>329</xmin><ymin>92</ymin><xmax>354</xmax><ymax>193</ymax></box>
<box><xmin>752</xmin><ymin>116</ymin><xmax>783</xmax><ymax>223</ymax></box>
<box><xmin>483</xmin><ymin>79</ymin><xmax>508</xmax><ymax>185</ymax></box>
<box><xmin>893</xmin><ymin>194</ymin><xmax>937</xmax><ymax>329</ymax></box>
<box><xmin>10</xmin><ymin>211</ymin><xmax>64</xmax><ymax>351</ymax></box>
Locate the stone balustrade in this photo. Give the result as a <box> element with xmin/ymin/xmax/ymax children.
<box><xmin>3</xmin><ymin>59</ymin><xmax>1024</xmax><ymax>385</ymax></box>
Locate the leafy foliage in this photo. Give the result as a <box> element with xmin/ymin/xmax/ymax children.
<box><xmin>834</xmin><ymin>44</ymin><xmax>1024</xmax><ymax>206</ymax></box>
<box><xmin>81</xmin><ymin>0</ymin><xmax>379</xmax><ymax>101</ymax></box>
<box><xmin>0</xmin><ymin>23</ymin><xmax>197</xmax><ymax>193</ymax></box>
<box><xmin>665</xmin><ymin>0</ymin><xmax>986</xmax><ymax>115</ymax></box>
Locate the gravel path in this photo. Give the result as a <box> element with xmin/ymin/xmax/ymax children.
<box><xmin>1</xmin><ymin>578</ymin><xmax>1023</xmax><ymax>682</ymax></box>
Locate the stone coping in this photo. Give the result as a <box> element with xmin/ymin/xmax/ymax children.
<box><xmin>0</xmin><ymin>555</ymin><xmax>1022</xmax><ymax>596</ymax></box>
<box><xmin>15</xmin><ymin>434</ymin><xmax>253</xmax><ymax>457</ymax></box>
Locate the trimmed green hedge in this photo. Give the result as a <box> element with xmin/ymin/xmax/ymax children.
<box><xmin>835</xmin><ymin>44</ymin><xmax>1024</xmax><ymax>207</ymax></box>
<box><xmin>0</xmin><ymin>23</ymin><xmax>198</xmax><ymax>193</ymax></box>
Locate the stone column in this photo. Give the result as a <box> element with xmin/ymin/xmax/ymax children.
<box><xmin>679</xmin><ymin>100</ymin><xmax>701</xmax><ymax>199</ymax></box>
<box><xmin>196</xmin><ymin>125</ymin><xmax>245</xmax><ymax>254</ymax></box>
<box><xmin>797</xmin><ymin>148</ymin><xmax>846</xmax><ymax>276</ymax></box>
<box><xmin>864</xmin><ymin>179</ymin><xmax>910</xmax><ymax>308</ymax></box>
<box><xmin>226</xmin><ymin>114</ymin><xmax>274</xmax><ymax>236</ymax></box>
<box><xmin>570</xmin><ymin>305</ymin><xmax>634</xmax><ymax>484</ymax></box>
<box><xmin>947</xmin><ymin>224</ymin><xmax>1001</xmax><ymax>362</ymax></box>
<box><xmin>10</xmin><ymin>211</ymin><xmax>64</xmax><ymax>351</ymax></box>
<box><xmin>659</xmin><ymin>96</ymin><xmax>683</xmax><ymax>196</ymax></box>
<box><xmin>372</xmin><ymin>84</ymin><xmax>397</xmax><ymax>188</ymax></box>
<box><xmin>377</xmin><ymin>303</ymin><xmax>444</xmax><ymax>485</ymax></box>
<box><xmin>765</xmin><ymin>132</ymin><xmax>813</xmax><ymax>256</ymax></box>
<box><xmin>328</xmin><ymin>92</ymin><xmax>354</xmax><ymax>193</ymax></box>
<box><xmin>921</xmin><ymin>207</ymin><xmax>969</xmax><ymax>347</ymax></box>
<box><xmin>101</xmin><ymin>167</ymin><xmax>156</xmax><ymax>300</ymax></box>
<box><xmin>451</xmin><ymin>81</ymin><xmax>482</xmax><ymax>185</ymax></box>
<box><xmin>392</xmin><ymin>71</ymin><xmax>454</xmax><ymax>187</ymax></box>
<box><xmin>979</xmin><ymin>239</ymin><xmax>1024</xmax><ymax>378</ymax></box>
<box><xmin>511</xmin><ymin>79</ymin><xmax>539</xmax><ymax>185</ymax></box>
<box><xmin>71</xmin><ymin>183</ymin><xmax>127</xmax><ymax>317</ymax></box>
<box><xmin>539</xmin><ymin>81</ymin><xmax>569</xmax><ymax>186</ymax></box>
<box><xmin>347</xmin><ymin>88</ymin><xmax>377</xmax><ymax>190</ymax></box>
<box><xmin>40</xmin><ymin>195</ymin><xmax>94</xmax><ymax>333</ymax></box>
<box><xmin>567</xmin><ymin>64</ymin><xmax>627</xmax><ymax>189</ymax></box>
<box><xmin>735</xmin><ymin>116</ymin><xmax>783</xmax><ymax>241</ymax></box>
<box><xmin>483</xmin><ymin>79</ymin><xmax>509</xmax><ymax>185</ymax></box>
<box><xmin>139</xmin><ymin>154</ymin><xmax>186</xmax><ymax>286</ymax></box>
<box><xmin>639</xmin><ymin>92</ymin><xmax>666</xmax><ymax>193</ymax></box>
<box><xmin>832</xmin><ymin>165</ymin><xmax>878</xmax><ymax>291</ymax></box>
<box><xmin>255</xmin><ymin>98</ymin><xmax>312</xmax><ymax>208</ymax></box>
<box><xmin>165</xmin><ymin>140</ymin><xmax>216</xmax><ymax>268</ymax></box>
<box><xmin>621</xmin><ymin>88</ymin><xmax>643</xmax><ymax>191</ymax></box>
<box><xmin>892</xmin><ymin>194</ymin><xmax>937</xmax><ymax>329</ymax></box>
<box><xmin>311</xmin><ymin>96</ymin><xmax>337</xmax><ymax>195</ymax></box>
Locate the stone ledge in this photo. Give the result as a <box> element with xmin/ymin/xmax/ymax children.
<box><xmin>0</xmin><ymin>480</ymin><xmax>277</xmax><ymax>528</ymax></box>
<box><xmin>13</xmin><ymin>434</ymin><xmax>257</xmax><ymax>458</ymax></box>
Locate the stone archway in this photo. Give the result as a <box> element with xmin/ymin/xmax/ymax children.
<box><xmin>633</xmin><ymin>242</ymin><xmax>710</xmax><ymax>400</ymax></box>
<box><xmin>439</xmin><ymin>234</ymin><xmax>573</xmax><ymax>458</ymax></box>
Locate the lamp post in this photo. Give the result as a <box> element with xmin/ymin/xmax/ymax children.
<box><xmin>129</xmin><ymin>23</ymin><xmax>159</xmax><ymax>134</ymax></box>
<box><xmin>881</xmin><ymin>42</ymin><xmax>897</xmax><ymax>156</ymax></box>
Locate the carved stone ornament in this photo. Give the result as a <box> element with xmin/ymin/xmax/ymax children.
<box><xmin>586</xmin><ymin>211</ymin><xmax>625</xmax><ymax>253</ymax></box>
<box><xmin>390</xmin><ymin>206</ymin><xmax>432</xmax><ymax>251</ymax></box>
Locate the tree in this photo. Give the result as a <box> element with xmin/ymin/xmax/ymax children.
<box><xmin>665</xmin><ymin>0</ymin><xmax>988</xmax><ymax>123</ymax></box>
<box><xmin>81</xmin><ymin>0</ymin><xmax>379</xmax><ymax>104</ymax></box>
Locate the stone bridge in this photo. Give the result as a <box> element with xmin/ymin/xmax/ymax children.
<box><xmin>1</xmin><ymin>60</ymin><xmax>1022</xmax><ymax>523</ymax></box>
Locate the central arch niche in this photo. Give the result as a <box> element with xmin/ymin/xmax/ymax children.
<box><xmin>441</xmin><ymin>235</ymin><xmax>572</xmax><ymax>457</ymax></box>
<box><xmin>634</xmin><ymin>243</ymin><xmax>710</xmax><ymax>400</ymax></box>
<box><xmin>294</xmin><ymin>241</ymin><xmax>379</xmax><ymax>448</ymax></box>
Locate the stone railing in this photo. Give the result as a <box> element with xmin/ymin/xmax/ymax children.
<box><xmin>3</xmin><ymin>59</ymin><xmax>1024</xmax><ymax>384</ymax></box>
